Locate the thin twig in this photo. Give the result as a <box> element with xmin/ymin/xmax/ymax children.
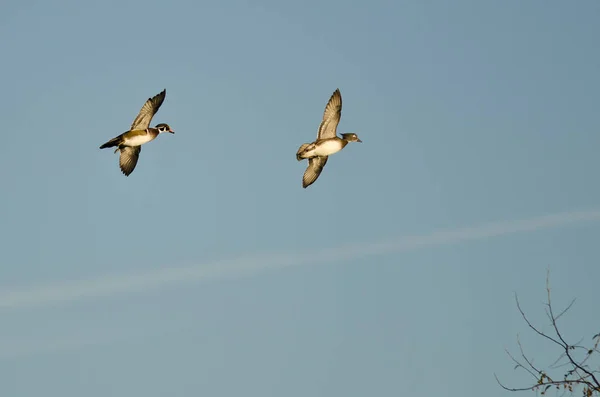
<box><xmin>515</xmin><ymin>292</ymin><xmax>563</xmax><ymax>348</ymax></box>
<box><xmin>500</xmin><ymin>272</ymin><xmax>600</xmax><ymax>394</ymax></box>
<box><xmin>546</xmin><ymin>276</ymin><xmax>600</xmax><ymax>389</ymax></box>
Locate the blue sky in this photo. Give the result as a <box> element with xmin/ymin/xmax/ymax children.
<box><xmin>1</xmin><ymin>0</ymin><xmax>599</xmax><ymax>396</ymax></box>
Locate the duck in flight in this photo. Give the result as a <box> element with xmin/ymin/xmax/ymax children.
<box><xmin>296</xmin><ymin>88</ymin><xmax>362</xmax><ymax>188</ymax></box>
<box><xmin>99</xmin><ymin>89</ymin><xmax>174</xmax><ymax>176</ymax></box>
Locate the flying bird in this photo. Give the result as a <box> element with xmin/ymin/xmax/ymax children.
<box><xmin>296</xmin><ymin>88</ymin><xmax>362</xmax><ymax>188</ymax></box>
<box><xmin>99</xmin><ymin>89</ymin><xmax>174</xmax><ymax>176</ymax></box>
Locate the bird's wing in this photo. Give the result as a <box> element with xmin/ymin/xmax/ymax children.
<box><xmin>130</xmin><ymin>89</ymin><xmax>166</xmax><ymax>131</ymax></box>
<box><xmin>303</xmin><ymin>156</ymin><xmax>328</xmax><ymax>188</ymax></box>
<box><xmin>316</xmin><ymin>89</ymin><xmax>342</xmax><ymax>140</ymax></box>
<box><xmin>119</xmin><ymin>146</ymin><xmax>141</xmax><ymax>176</ymax></box>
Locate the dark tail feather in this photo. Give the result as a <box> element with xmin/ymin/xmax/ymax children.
<box><xmin>296</xmin><ymin>143</ymin><xmax>310</xmax><ymax>161</ymax></box>
<box><xmin>99</xmin><ymin>136</ymin><xmax>121</xmax><ymax>149</ymax></box>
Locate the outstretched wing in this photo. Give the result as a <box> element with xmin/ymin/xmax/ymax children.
<box><xmin>119</xmin><ymin>146</ymin><xmax>142</xmax><ymax>176</ymax></box>
<box><xmin>316</xmin><ymin>89</ymin><xmax>342</xmax><ymax>140</ymax></box>
<box><xmin>303</xmin><ymin>156</ymin><xmax>328</xmax><ymax>188</ymax></box>
<box><xmin>130</xmin><ymin>89</ymin><xmax>166</xmax><ymax>131</ymax></box>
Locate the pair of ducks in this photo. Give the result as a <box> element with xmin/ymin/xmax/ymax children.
<box><xmin>99</xmin><ymin>88</ymin><xmax>362</xmax><ymax>188</ymax></box>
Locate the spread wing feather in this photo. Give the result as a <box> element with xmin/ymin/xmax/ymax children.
<box><xmin>130</xmin><ymin>89</ymin><xmax>166</xmax><ymax>131</ymax></box>
<box><xmin>119</xmin><ymin>146</ymin><xmax>141</xmax><ymax>176</ymax></box>
<box><xmin>302</xmin><ymin>156</ymin><xmax>328</xmax><ymax>188</ymax></box>
<box><xmin>316</xmin><ymin>89</ymin><xmax>342</xmax><ymax>140</ymax></box>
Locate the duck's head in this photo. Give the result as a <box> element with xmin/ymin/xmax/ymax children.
<box><xmin>341</xmin><ymin>133</ymin><xmax>362</xmax><ymax>143</ymax></box>
<box><xmin>155</xmin><ymin>123</ymin><xmax>175</xmax><ymax>134</ymax></box>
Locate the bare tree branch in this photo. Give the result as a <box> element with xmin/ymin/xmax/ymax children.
<box><xmin>498</xmin><ymin>272</ymin><xmax>600</xmax><ymax>396</ymax></box>
<box><xmin>544</xmin><ymin>273</ymin><xmax>600</xmax><ymax>390</ymax></box>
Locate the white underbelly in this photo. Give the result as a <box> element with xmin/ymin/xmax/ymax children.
<box><xmin>125</xmin><ymin>134</ymin><xmax>154</xmax><ymax>146</ymax></box>
<box><xmin>314</xmin><ymin>140</ymin><xmax>342</xmax><ymax>156</ymax></box>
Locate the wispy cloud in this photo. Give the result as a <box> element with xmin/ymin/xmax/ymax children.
<box><xmin>1</xmin><ymin>209</ymin><xmax>599</xmax><ymax>311</ymax></box>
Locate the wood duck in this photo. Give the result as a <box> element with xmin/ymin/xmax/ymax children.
<box><xmin>296</xmin><ymin>89</ymin><xmax>362</xmax><ymax>188</ymax></box>
<box><xmin>99</xmin><ymin>89</ymin><xmax>174</xmax><ymax>176</ymax></box>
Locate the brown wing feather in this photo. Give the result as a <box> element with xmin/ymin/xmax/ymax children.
<box><xmin>119</xmin><ymin>146</ymin><xmax>141</xmax><ymax>176</ymax></box>
<box><xmin>316</xmin><ymin>89</ymin><xmax>342</xmax><ymax>140</ymax></box>
<box><xmin>130</xmin><ymin>89</ymin><xmax>166</xmax><ymax>131</ymax></box>
<box><xmin>302</xmin><ymin>156</ymin><xmax>328</xmax><ymax>188</ymax></box>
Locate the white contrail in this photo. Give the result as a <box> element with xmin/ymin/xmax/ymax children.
<box><xmin>1</xmin><ymin>209</ymin><xmax>599</xmax><ymax>310</ymax></box>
